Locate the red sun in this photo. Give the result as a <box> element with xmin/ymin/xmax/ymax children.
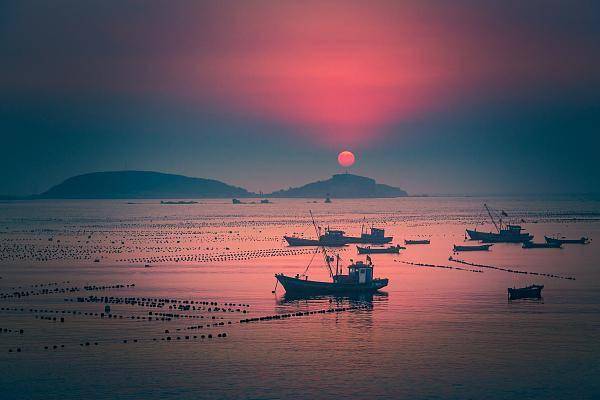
<box><xmin>338</xmin><ymin>151</ymin><xmax>355</xmax><ymax>168</ymax></box>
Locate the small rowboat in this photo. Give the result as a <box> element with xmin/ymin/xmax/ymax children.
<box><xmin>522</xmin><ymin>241</ymin><xmax>562</xmax><ymax>249</ymax></box>
<box><xmin>357</xmin><ymin>245</ymin><xmax>405</xmax><ymax>254</ymax></box>
<box><xmin>453</xmin><ymin>244</ymin><xmax>492</xmax><ymax>252</ymax></box>
<box><xmin>404</xmin><ymin>239</ymin><xmax>430</xmax><ymax>245</ymax></box>
<box><xmin>508</xmin><ymin>284</ymin><xmax>544</xmax><ymax>300</ymax></box>
<box><xmin>545</xmin><ymin>236</ymin><xmax>589</xmax><ymax>245</ymax></box>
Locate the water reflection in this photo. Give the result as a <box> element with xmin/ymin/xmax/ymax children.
<box><xmin>277</xmin><ymin>291</ymin><xmax>388</xmax><ymax>305</ymax></box>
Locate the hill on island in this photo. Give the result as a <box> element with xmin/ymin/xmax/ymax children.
<box><xmin>268</xmin><ymin>173</ymin><xmax>407</xmax><ymax>198</ymax></box>
<box><xmin>38</xmin><ymin>171</ymin><xmax>253</xmax><ymax>199</ymax></box>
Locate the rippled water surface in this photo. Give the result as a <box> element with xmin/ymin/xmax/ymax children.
<box><xmin>1</xmin><ymin>197</ymin><xmax>599</xmax><ymax>399</ymax></box>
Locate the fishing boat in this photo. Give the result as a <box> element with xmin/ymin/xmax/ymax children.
<box><xmin>466</xmin><ymin>204</ymin><xmax>533</xmax><ymax>243</ymax></box>
<box><xmin>522</xmin><ymin>241</ymin><xmax>562</xmax><ymax>249</ymax></box>
<box><xmin>545</xmin><ymin>236</ymin><xmax>590</xmax><ymax>245</ymax></box>
<box><xmin>347</xmin><ymin>226</ymin><xmax>393</xmax><ymax>244</ymax></box>
<box><xmin>284</xmin><ymin>214</ymin><xmax>393</xmax><ymax>246</ymax></box>
<box><xmin>508</xmin><ymin>284</ymin><xmax>544</xmax><ymax>300</ymax></box>
<box><xmin>357</xmin><ymin>244</ymin><xmax>404</xmax><ymax>254</ymax></box>
<box><xmin>453</xmin><ymin>244</ymin><xmax>492</xmax><ymax>252</ymax></box>
<box><xmin>276</xmin><ymin>214</ymin><xmax>389</xmax><ymax>295</ymax></box>
<box><xmin>275</xmin><ymin>255</ymin><xmax>388</xmax><ymax>294</ymax></box>
<box><xmin>284</xmin><ymin>228</ymin><xmax>348</xmax><ymax>247</ymax></box>
<box><xmin>404</xmin><ymin>239</ymin><xmax>430</xmax><ymax>245</ymax></box>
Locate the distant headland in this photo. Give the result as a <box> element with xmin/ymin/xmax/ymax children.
<box><xmin>12</xmin><ymin>170</ymin><xmax>408</xmax><ymax>199</ymax></box>
<box><xmin>269</xmin><ymin>173</ymin><xmax>407</xmax><ymax>198</ymax></box>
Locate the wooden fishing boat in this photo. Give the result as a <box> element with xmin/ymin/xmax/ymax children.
<box><xmin>522</xmin><ymin>241</ymin><xmax>562</xmax><ymax>249</ymax></box>
<box><xmin>466</xmin><ymin>204</ymin><xmax>533</xmax><ymax>243</ymax></box>
<box><xmin>453</xmin><ymin>244</ymin><xmax>492</xmax><ymax>252</ymax></box>
<box><xmin>275</xmin><ymin>259</ymin><xmax>389</xmax><ymax>294</ymax></box>
<box><xmin>357</xmin><ymin>245</ymin><xmax>404</xmax><ymax>254</ymax></box>
<box><xmin>508</xmin><ymin>284</ymin><xmax>544</xmax><ymax>300</ymax></box>
<box><xmin>545</xmin><ymin>236</ymin><xmax>589</xmax><ymax>245</ymax></box>
<box><xmin>284</xmin><ymin>229</ymin><xmax>348</xmax><ymax>247</ymax></box>
<box><xmin>404</xmin><ymin>239</ymin><xmax>430</xmax><ymax>245</ymax></box>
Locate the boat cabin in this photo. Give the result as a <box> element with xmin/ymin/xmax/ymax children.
<box><xmin>499</xmin><ymin>224</ymin><xmax>524</xmax><ymax>235</ymax></box>
<box><xmin>334</xmin><ymin>260</ymin><xmax>374</xmax><ymax>285</ymax></box>
<box><xmin>362</xmin><ymin>227</ymin><xmax>386</xmax><ymax>239</ymax></box>
<box><xmin>321</xmin><ymin>229</ymin><xmax>346</xmax><ymax>239</ymax></box>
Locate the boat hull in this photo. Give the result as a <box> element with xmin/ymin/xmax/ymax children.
<box><xmin>405</xmin><ymin>240</ymin><xmax>430</xmax><ymax>245</ymax></box>
<box><xmin>275</xmin><ymin>274</ymin><xmax>388</xmax><ymax>294</ymax></box>
<box><xmin>545</xmin><ymin>236</ymin><xmax>589</xmax><ymax>245</ymax></box>
<box><xmin>522</xmin><ymin>241</ymin><xmax>562</xmax><ymax>249</ymax></box>
<box><xmin>357</xmin><ymin>246</ymin><xmax>401</xmax><ymax>254</ymax></box>
<box><xmin>453</xmin><ymin>244</ymin><xmax>492</xmax><ymax>251</ymax></box>
<box><xmin>346</xmin><ymin>236</ymin><xmax>393</xmax><ymax>244</ymax></box>
<box><xmin>284</xmin><ymin>236</ymin><xmax>347</xmax><ymax>247</ymax></box>
<box><xmin>508</xmin><ymin>285</ymin><xmax>544</xmax><ymax>300</ymax></box>
<box><xmin>466</xmin><ymin>229</ymin><xmax>533</xmax><ymax>243</ymax></box>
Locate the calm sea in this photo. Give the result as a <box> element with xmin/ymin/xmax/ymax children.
<box><xmin>1</xmin><ymin>197</ymin><xmax>599</xmax><ymax>399</ymax></box>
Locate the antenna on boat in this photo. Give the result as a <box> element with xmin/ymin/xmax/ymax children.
<box><xmin>484</xmin><ymin>203</ymin><xmax>501</xmax><ymax>233</ymax></box>
<box><xmin>309</xmin><ymin>210</ymin><xmax>335</xmax><ymax>279</ymax></box>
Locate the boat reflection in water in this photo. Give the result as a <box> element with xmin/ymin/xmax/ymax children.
<box><xmin>277</xmin><ymin>290</ymin><xmax>388</xmax><ymax>305</ymax></box>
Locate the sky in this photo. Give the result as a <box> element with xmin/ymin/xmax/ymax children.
<box><xmin>1</xmin><ymin>0</ymin><xmax>599</xmax><ymax>195</ymax></box>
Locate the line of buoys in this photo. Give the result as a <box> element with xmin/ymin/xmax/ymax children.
<box><xmin>66</xmin><ymin>295</ymin><xmax>250</xmax><ymax>310</ymax></box>
<box><xmin>449</xmin><ymin>257</ymin><xmax>576</xmax><ymax>280</ymax></box>
<box><xmin>240</xmin><ymin>305</ymin><xmax>370</xmax><ymax>324</ymax></box>
<box><xmin>7</xmin><ymin>331</ymin><xmax>229</xmax><ymax>354</ymax></box>
<box><xmin>398</xmin><ymin>260</ymin><xmax>484</xmax><ymax>273</ymax></box>
<box><xmin>0</xmin><ymin>327</ymin><xmax>24</xmax><ymax>334</ymax></box>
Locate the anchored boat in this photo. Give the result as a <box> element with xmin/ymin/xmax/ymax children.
<box><xmin>276</xmin><ymin>213</ymin><xmax>389</xmax><ymax>295</ymax></box>
<box><xmin>508</xmin><ymin>284</ymin><xmax>544</xmax><ymax>300</ymax></box>
<box><xmin>466</xmin><ymin>204</ymin><xmax>533</xmax><ymax>243</ymax></box>
<box><xmin>284</xmin><ymin>214</ymin><xmax>393</xmax><ymax>246</ymax></box>
<box><xmin>275</xmin><ymin>258</ymin><xmax>389</xmax><ymax>294</ymax></box>
<box><xmin>522</xmin><ymin>241</ymin><xmax>562</xmax><ymax>249</ymax></box>
<box><xmin>453</xmin><ymin>244</ymin><xmax>492</xmax><ymax>252</ymax></box>
<box><xmin>284</xmin><ymin>228</ymin><xmax>348</xmax><ymax>247</ymax></box>
<box><xmin>545</xmin><ymin>236</ymin><xmax>589</xmax><ymax>245</ymax></box>
<box><xmin>357</xmin><ymin>244</ymin><xmax>404</xmax><ymax>254</ymax></box>
<box><xmin>404</xmin><ymin>239</ymin><xmax>430</xmax><ymax>245</ymax></box>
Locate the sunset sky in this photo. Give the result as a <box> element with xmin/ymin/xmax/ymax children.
<box><xmin>1</xmin><ymin>0</ymin><xmax>599</xmax><ymax>195</ymax></box>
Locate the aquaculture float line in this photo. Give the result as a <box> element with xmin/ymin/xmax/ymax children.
<box><xmin>397</xmin><ymin>260</ymin><xmax>483</xmax><ymax>273</ymax></box>
<box><xmin>5</xmin><ymin>332</ymin><xmax>229</xmax><ymax>354</ymax></box>
<box><xmin>239</xmin><ymin>305</ymin><xmax>371</xmax><ymax>324</ymax></box>
<box><xmin>449</xmin><ymin>257</ymin><xmax>576</xmax><ymax>280</ymax></box>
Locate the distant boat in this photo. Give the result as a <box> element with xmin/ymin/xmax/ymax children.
<box><xmin>357</xmin><ymin>244</ymin><xmax>404</xmax><ymax>254</ymax></box>
<box><xmin>508</xmin><ymin>284</ymin><xmax>544</xmax><ymax>300</ymax></box>
<box><xmin>522</xmin><ymin>241</ymin><xmax>562</xmax><ymax>249</ymax></box>
<box><xmin>404</xmin><ymin>239</ymin><xmax>430</xmax><ymax>245</ymax></box>
<box><xmin>453</xmin><ymin>244</ymin><xmax>492</xmax><ymax>252</ymax></box>
<box><xmin>260</xmin><ymin>199</ymin><xmax>271</xmax><ymax>204</ymax></box>
<box><xmin>349</xmin><ymin>227</ymin><xmax>393</xmax><ymax>245</ymax></box>
<box><xmin>544</xmin><ymin>236</ymin><xmax>589</xmax><ymax>245</ymax></box>
<box><xmin>232</xmin><ymin>198</ymin><xmax>243</xmax><ymax>204</ymax></box>
<box><xmin>276</xmin><ymin>255</ymin><xmax>388</xmax><ymax>294</ymax></box>
<box><xmin>284</xmin><ymin>228</ymin><xmax>349</xmax><ymax>247</ymax></box>
<box><xmin>466</xmin><ymin>204</ymin><xmax>533</xmax><ymax>243</ymax></box>
<box><xmin>284</xmin><ymin>215</ymin><xmax>393</xmax><ymax>246</ymax></box>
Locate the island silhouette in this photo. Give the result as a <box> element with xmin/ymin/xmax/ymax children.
<box><xmin>33</xmin><ymin>171</ymin><xmax>408</xmax><ymax>199</ymax></box>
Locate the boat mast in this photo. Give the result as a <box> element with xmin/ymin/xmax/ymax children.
<box><xmin>309</xmin><ymin>210</ymin><xmax>335</xmax><ymax>279</ymax></box>
<box><xmin>484</xmin><ymin>203</ymin><xmax>501</xmax><ymax>233</ymax></box>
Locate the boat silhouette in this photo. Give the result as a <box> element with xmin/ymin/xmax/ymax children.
<box><xmin>466</xmin><ymin>204</ymin><xmax>533</xmax><ymax>243</ymax></box>
<box><xmin>276</xmin><ymin>212</ymin><xmax>389</xmax><ymax>295</ymax></box>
